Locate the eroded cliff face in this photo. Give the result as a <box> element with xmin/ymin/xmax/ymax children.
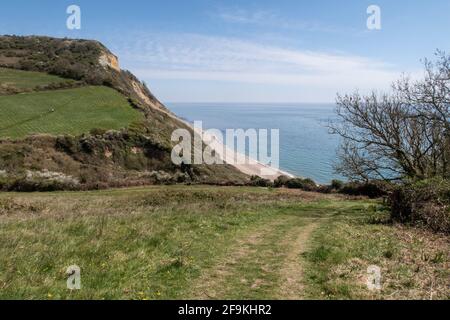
<box><xmin>96</xmin><ymin>47</ymin><xmax>170</xmax><ymax>114</ymax></box>
<box><xmin>130</xmin><ymin>79</ymin><xmax>168</xmax><ymax>113</ymax></box>
<box><xmin>99</xmin><ymin>52</ymin><xmax>120</xmax><ymax>72</ymax></box>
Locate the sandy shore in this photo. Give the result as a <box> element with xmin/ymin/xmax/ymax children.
<box><xmin>159</xmin><ymin>107</ymin><xmax>295</xmax><ymax>181</ymax></box>
<box><xmin>194</xmin><ymin>126</ymin><xmax>295</xmax><ymax>181</ymax></box>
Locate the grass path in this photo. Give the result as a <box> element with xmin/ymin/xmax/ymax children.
<box><xmin>190</xmin><ymin>219</ymin><xmax>286</xmax><ymax>299</ymax></box>
<box><xmin>276</xmin><ymin>220</ymin><xmax>319</xmax><ymax>300</ymax></box>
<box><xmin>189</xmin><ymin>215</ymin><xmax>322</xmax><ymax>300</ymax></box>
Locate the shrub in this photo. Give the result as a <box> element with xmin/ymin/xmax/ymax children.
<box><xmin>148</xmin><ymin>170</ymin><xmax>176</xmax><ymax>185</ymax></box>
<box><xmin>285</xmin><ymin>178</ymin><xmax>317</xmax><ymax>191</ymax></box>
<box><xmin>316</xmin><ymin>184</ymin><xmax>333</xmax><ymax>194</ymax></box>
<box><xmin>5</xmin><ymin>175</ymin><xmax>79</xmax><ymax>192</ymax></box>
<box><xmin>274</xmin><ymin>175</ymin><xmax>291</xmax><ymax>188</ymax></box>
<box><xmin>89</xmin><ymin>128</ymin><xmax>107</xmax><ymax>136</ymax></box>
<box><xmin>340</xmin><ymin>180</ymin><xmax>391</xmax><ymax>198</ymax></box>
<box><xmin>390</xmin><ymin>178</ymin><xmax>450</xmax><ymax>234</ymax></box>
<box><xmin>249</xmin><ymin>175</ymin><xmax>273</xmax><ymax>188</ymax></box>
<box><xmin>331</xmin><ymin>179</ymin><xmax>344</xmax><ymax>191</ymax></box>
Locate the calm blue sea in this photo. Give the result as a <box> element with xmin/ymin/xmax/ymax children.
<box><xmin>167</xmin><ymin>103</ymin><xmax>343</xmax><ymax>184</ymax></box>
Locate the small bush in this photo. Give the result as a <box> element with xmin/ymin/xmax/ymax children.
<box><xmin>274</xmin><ymin>175</ymin><xmax>291</xmax><ymax>188</ymax></box>
<box><xmin>316</xmin><ymin>184</ymin><xmax>333</xmax><ymax>194</ymax></box>
<box><xmin>6</xmin><ymin>176</ymin><xmax>79</xmax><ymax>192</ymax></box>
<box><xmin>89</xmin><ymin>128</ymin><xmax>107</xmax><ymax>136</ymax></box>
<box><xmin>390</xmin><ymin>178</ymin><xmax>450</xmax><ymax>234</ymax></box>
<box><xmin>249</xmin><ymin>175</ymin><xmax>273</xmax><ymax>188</ymax></box>
<box><xmin>285</xmin><ymin>178</ymin><xmax>317</xmax><ymax>191</ymax></box>
<box><xmin>331</xmin><ymin>179</ymin><xmax>344</xmax><ymax>191</ymax></box>
<box><xmin>340</xmin><ymin>180</ymin><xmax>391</xmax><ymax>198</ymax></box>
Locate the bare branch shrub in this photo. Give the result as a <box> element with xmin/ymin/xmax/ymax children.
<box><xmin>331</xmin><ymin>51</ymin><xmax>449</xmax><ymax>182</ymax></box>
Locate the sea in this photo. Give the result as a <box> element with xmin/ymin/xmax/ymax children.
<box><xmin>167</xmin><ymin>103</ymin><xmax>344</xmax><ymax>184</ymax></box>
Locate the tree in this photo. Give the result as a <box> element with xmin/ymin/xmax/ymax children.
<box><xmin>394</xmin><ymin>50</ymin><xmax>450</xmax><ymax>178</ymax></box>
<box><xmin>330</xmin><ymin>51</ymin><xmax>449</xmax><ymax>182</ymax></box>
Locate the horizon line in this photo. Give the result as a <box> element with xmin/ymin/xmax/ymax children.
<box><xmin>164</xmin><ymin>101</ymin><xmax>336</xmax><ymax>105</ymax></box>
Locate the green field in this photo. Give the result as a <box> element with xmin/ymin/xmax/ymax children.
<box><xmin>0</xmin><ymin>67</ymin><xmax>72</xmax><ymax>90</ymax></box>
<box><xmin>0</xmin><ymin>86</ymin><xmax>143</xmax><ymax>139</ymax></box>
<box><xmin>0</xmin><ymin>186</ymin><xmax>447</xmax><ymax>300</ymax></box>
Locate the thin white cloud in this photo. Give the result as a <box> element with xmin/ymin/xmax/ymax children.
<box><xmin>217</xmin><ymin>8</ymin><xmax>278</xmax><ymax>25</ymax></box>
<box><xmin>103</xmin><ymin>31</ymin><xmax>425</xmax><ymax>102</ymax></box>
<box><xmin>212</xmin><ymin>7</ymin><xmax>354</xmax><ymax>34</ymax></box>
<box><xmin>112</xmin><ymin>33</ymin><xmax>404</xmax><ymax>89</ymax></box>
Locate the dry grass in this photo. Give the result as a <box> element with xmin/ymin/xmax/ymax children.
<box><xmin>0</xmin><ymin>186</ymin><xmax>447</xmax><ymax>300</ymax></box>
<box><xmin>304</xmin><ymin>208</ymin><xmax>449</xmax><ymax>300</ymax></box>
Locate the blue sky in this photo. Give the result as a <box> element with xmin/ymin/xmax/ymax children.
<box><xmin>1</xmin><ymin>0</ymin><xmax>449</xmax><ymax>103</ymax></box>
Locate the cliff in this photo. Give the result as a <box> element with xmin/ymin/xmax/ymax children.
<box><xmin>0</xmin><ymin>35</ymin><xmax>249</xmax><ymax>191</ymax></box>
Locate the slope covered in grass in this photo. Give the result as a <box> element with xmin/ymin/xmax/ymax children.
<box><xmin>0</xmin><ymin>86</ymin><xmax>143</xmax><ymax>139</ymax></box>
<box><xmin>0</xmin><ymin>35</ymin><xmax>249</xmax><ymax>188</ymax></box>
<box><xmin>0</xmin><ymin>67</ymin><xmax>73</xmax><ymax>90</ymax></box>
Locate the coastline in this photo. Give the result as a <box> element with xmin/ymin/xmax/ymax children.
<box><xmin>192</xmin><ymin>124</ymin><xmax>295</xmax><ymax>181</ymax></box>
<box><xmin>168</xmin><ymin>103</ymin><xmax>341</xmax><ymax>184</ymax></box>
<box><xmin>156</xmin><ymin>104</ymin><xmax>296</xmax><ymax>181</ymax></box>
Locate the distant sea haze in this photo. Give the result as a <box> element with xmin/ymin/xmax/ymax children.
<box><xmin>167</xmin><ymin>103</ymin><xmax>344</xmax><ymax>184</ymax></box>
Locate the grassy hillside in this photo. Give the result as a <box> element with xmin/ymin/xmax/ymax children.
<box><xmin>0</xmin><ymin>186</ymin><xmax>447</xmax><ymax>300</ymax></box>
<box><xmin>0</xmin><ymin>35</ymin><xmax>168</xmax><ymax>114</ymax></box>
<box><xmin>0</xmin><ymin>86</ymin><xmax>143</xmax><ymax>139</ymax></box>
<box><xmin>0</xmin><ymin>36</ymin><xmax>248</xmax><ymax>188</ymax></box>
<box><xmin>0</xmin><ymin>67</ymin><xmax>74</xmax><ymax>90</ymax></box>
